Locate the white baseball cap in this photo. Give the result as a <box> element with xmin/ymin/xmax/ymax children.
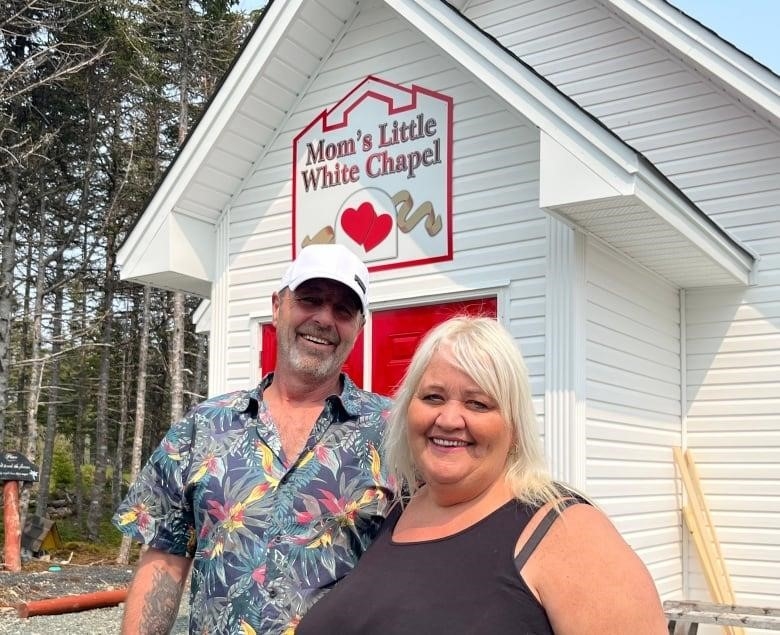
<box><xmin>279</xmin><ymin>244</ymin><xmax>369</xmax><ymax>313</ymax></box>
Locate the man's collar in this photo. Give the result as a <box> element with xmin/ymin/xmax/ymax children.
<box><xmin>257</xmin><ymin>372</ymin><xmax>361</xmax><ymax>419</ymax></box>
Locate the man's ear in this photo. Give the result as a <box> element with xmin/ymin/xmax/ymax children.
<box><xmin>271</xmin><ymin>291</ymin><xmax>281</xmax><ymax>326</ymax></box>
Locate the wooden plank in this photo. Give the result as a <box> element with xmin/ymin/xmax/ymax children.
<box><xmin>673</xmin><ymin>447</ymin><xmax>738</xmax><ymax>635</ymax></box>
<box><xmin>685</xmin><ymin>449</ymin><xmax>737</xmax><ymax>604</ymax></box>
<box><xmin>674</xmin><ymin>449</ymin><xmax>726</xmax><ymax>600</ymax></box>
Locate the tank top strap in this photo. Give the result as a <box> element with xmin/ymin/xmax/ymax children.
<box><xmin>513</xmin><ymin>497</ymin><xmax>587</xmax><ymax>570</ymax></box>
<box><xmin>384</xmin><ymin>502</ymin><xmax>403</xmax><ymax>529</ymax></box>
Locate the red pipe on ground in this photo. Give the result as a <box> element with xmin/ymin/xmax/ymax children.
<box><xmin>17</xmin><ymin>588</ymin><xmax>128</xmax><ymax>618</ymax></box>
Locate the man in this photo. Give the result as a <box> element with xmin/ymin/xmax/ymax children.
<box><xmin>114</xmin><ymin>244</ymin><xmax>395</xmax><ymax>634</ymax></box>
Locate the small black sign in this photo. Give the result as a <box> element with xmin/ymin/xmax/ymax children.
<box><xmin>0</xmin><ymin>452</ymin><xmax>39</xmax><ymax>482</ymax></box>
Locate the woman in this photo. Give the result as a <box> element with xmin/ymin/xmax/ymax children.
<box><xmin>296</xmin><ymin>316</ymin><xmax>667</xmax><ymax>634</ymax></box>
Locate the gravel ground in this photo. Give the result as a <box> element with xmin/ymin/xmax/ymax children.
<box><xmin>0</xmin><ymin>566</ymin><xmax>190</xmax><ymax>634</ymax></box>
<box><xmin>0</xmin><ymin>604</ymin><xmax>189</xmax><ymax>634</ymax></box>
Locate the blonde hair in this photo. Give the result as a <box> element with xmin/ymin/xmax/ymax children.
<box><xmin>383</xmin><ymin>316</ymin><xmax>562</xmax><ymax>508</ymax></box>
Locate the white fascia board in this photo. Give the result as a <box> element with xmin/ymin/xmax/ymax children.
<box><xmin>602</xmin><ymin>0</ymin><xmax>780</xmax><ymax>127</ymax></box>
<box><xmin>117</xmin><ymin>0</ymin><xmax>307</xmax><ymax>274</ymax></box>
<box><xmin>634</xmin><ymin>168</ymin><xmax>756</xmax><ymax>285</ymax></box>
<box><xmin>382</xmin><ymin>0</ymin><xmax>640</xmax><ymax>180</ymax></box>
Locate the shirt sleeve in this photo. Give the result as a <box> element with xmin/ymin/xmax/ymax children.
<box><xmin>352</xmin><ymin>407</ymin><xmax>397</xmax><ymax>549</ymax></box>
<box><xmin>112</xmin><ymin>414</ymin><xmax>196</xmax><ymax>556</ymax></box>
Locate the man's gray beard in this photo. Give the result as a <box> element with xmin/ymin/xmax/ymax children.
<box><xmin>282</xmin><ymin>338</ymin><xmax>346</xmax><ymax>381</ymax></box>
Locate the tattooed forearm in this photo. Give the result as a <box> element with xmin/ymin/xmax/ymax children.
<box><xmin>138</xmin><ymin>568</ymin><xmax>183</xmax><ymax>634</ymax></box>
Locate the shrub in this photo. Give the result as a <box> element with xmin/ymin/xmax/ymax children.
<box><xmin>50</xmin><ymin>435</ymin><xmax>77</xmax><ymax>493</ymax></box>
<box><xmin>81</xmin><ymin>463</ymin><xmax>95</xmax><ymax>492</ymax></box>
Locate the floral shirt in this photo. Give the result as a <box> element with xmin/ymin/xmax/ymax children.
<box><xmin>113</xmin><ymin>374</ymin><xmax>395</xmax><ymax>634</ymax></box>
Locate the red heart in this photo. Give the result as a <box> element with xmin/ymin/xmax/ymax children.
<box><xmin>340</xmin><ymin>202</ymin><xmax>392</xmax><ymax>251</ymax></box>
<box><xmin>364</xmin><ymin>212</ymin><xmax>392</xmax><ymax>251</ymax></box>
<box><xmin>341</xmin><ymin>202</ymin><xmax>374</xmax><ymax>245</ymax></box>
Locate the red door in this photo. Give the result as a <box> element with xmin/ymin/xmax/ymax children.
<box><xmin>371</xmin><ymin>298</ymin><xmax>497</xmax><ymax>397</ymax></box>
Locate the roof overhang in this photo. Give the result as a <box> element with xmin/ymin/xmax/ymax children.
<box><xmin>539</xmin><ymin>133</ymin><xmax>755</xmax><ymax>287</ymax></box>
<box><xmin>385</xmin><ymin>0</ymin><xmax>755</xmax><ymax>287</ymax></box>
<box><xmin>120</xmin><ymin>211</ymin><xmax>215</xmax><ymax>297</ymax></box>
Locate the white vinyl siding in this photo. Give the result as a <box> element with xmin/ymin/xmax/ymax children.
<box><xmin>585</xmin><ymin>240</ymin><xmax>682</xmax><ymax>598</ymax></box>
<box><xmin>685</xmin><ymin>222</ymin><xmax>780</xmax><ymax>611</ymax></box>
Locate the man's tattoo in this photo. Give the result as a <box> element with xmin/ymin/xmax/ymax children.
<box><xmin>139</xmin><ymin>568</ymin><xmax>182</xmax><ymax>634</ymax></box>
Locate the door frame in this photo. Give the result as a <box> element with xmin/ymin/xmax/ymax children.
<box><xmin>362</xmin><ymin>284</ymin><xmax>509</xmax><ymax>392</ymax></box>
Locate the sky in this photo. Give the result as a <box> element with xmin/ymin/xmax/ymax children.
<box><xmin>669</xmin><ymin>0</ymin><xmax>780</xmax><ymax>74</ymax></box>
<box><xmin>238</xmin><ymin>0</ymin><xmax>779</xmax><ymax>75</ymax></box>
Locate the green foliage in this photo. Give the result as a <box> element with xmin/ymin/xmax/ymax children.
<box><xmin>101</xmin><ymin>517</ymin><xmax>124</xmax><ymax>548</ymax></box>
<box><xmin>1</xmin><ymin>0</ymin><xmax>251</xmax><ymax>545</ymax></box>
<box><xmin>57</xmin><ymin>517</ymin><xmax>124</xmax><ymax>548</ymax></box>
<box><xmin>53</xmin><ymin>517</ymin><xmax>85</xmax><ymax>543</ymax></box>
<box><xmin>80</xmin><ymin>463</ymin><xmax>95</xmax><ymax>492</ymax></box>
<box><xmin>50</xmin><ymin>434</ymin><xmax>77</xmax><ymax>492</ymax></box>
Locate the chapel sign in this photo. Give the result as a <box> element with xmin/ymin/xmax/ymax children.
<box><xmin>0</xmin><ymin>451</ymin><xmax>38</xmax><ymax>482</ymax></box>
<box><xmin>293</xmin><ymin>76</ymin><xmax>453</xmax><ymax>270</ymax></box>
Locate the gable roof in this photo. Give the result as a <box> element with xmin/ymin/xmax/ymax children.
<box><xmin>603</xmin><ymin>0</ymin><xmax>779</xmax><ymax>130</ymax></box>
<box><xmin>118</xmin><ymin>0</ymin><xmax>762</xmax><ymax>297</ymax></box>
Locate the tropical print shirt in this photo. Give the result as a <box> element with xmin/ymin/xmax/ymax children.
<box><xmin>113</xmin><ymin>374</ymin><xmax>395</xmax><ymax>634</ymax></box>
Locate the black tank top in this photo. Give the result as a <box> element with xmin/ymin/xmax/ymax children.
<box><xmin>296</xmin><ymin>499</ymin><xmax>576</xmax><ymax>634</ymax></box>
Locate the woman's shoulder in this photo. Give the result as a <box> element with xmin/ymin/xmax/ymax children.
<box><xmin>521</xmin><ymin>501</ymin><xmax>621</xmax><ymax>560</ymax></box>
<box><xmin>521</xmin><ymin>503</ymin><xmax>667</xmax><ymax>634</ymax></box>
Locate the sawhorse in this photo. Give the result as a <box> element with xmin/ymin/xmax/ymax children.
<box><xmin>665</xmin><ymin>600</ymin><xmax>780</xmax><ymax>634</ymax></box>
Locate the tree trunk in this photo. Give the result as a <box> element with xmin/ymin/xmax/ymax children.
<box><xmin>14</xmin><ymin>238</ymin><xmax>34</xmax><ymax>451</ymax></box>
<box><xmin>86</xmin><ymin>249</ymin><xmax>115</xmax><ymax>541</ymax></box>
<box><xmin>117</xmin><ymin>285</ymin><xmax>151</xmax><ymax>565</ymax></box>
<box><xmin>20</xmin><ymin>193</ymin><xmax>50</xmax><ymax>526</ymax></box>
<box><xmin>191</xmin><ymin>332</ymin><xmax>207</xmax><ymax>408</ymax></box>
<box><xmin>73</xmin><ymin>390</ymin><xmax>86</xmax><ymax>528</ymax></box>
<box><xmin>0</xmin><ymin>164</ymin><xmax>19</xmax><ymax>450</ymax></box>
<box><xmin>112</xmin><ymin>349</ymin><xmax>128</xmax><ymax>509</ymax></box>
<box><xmin>73</xmin><ymin>232</ymin><xmax>89</xmax><ymax>528</ymax></box>
<box><xmin>36</xmin><ymin>258</ymin><xmax>65</xmax><ymax>516</ymax></box>
<box><xmin>167</xmin><ymin>0</ymin><xmax>191</xmax><ymax>426</ymax></box>
<box><xmin>170</xmin><ymin>292</ymin><xmax>185</xmax><ymax>423</ymax></box>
